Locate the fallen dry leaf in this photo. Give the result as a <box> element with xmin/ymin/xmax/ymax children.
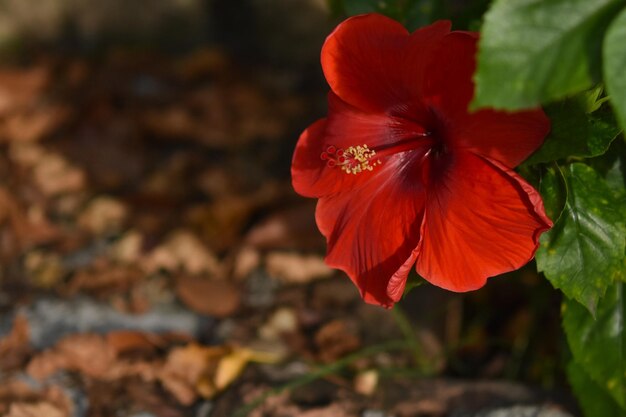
<box><xmin>68</xmin><ymin>264</ymin><xmax>143</xmax><ymax>296</ymax></box>
<box><xmin>314</xmin><ymin>320</ymin><xmax>361</xmax><ymax>363</ymax></box>
<box><xmin>244</xmin><ymin>203</ymin><xmax>324</xmax><ymax>251</ymax></box>
<box><xmin>266</xmin><ymin>252</ymin><xmax>333</xmax><ymax>284</ymax></box>
<box><xmin>142</xmin><ymin>229</ymin><xmax>220</xmax><ymax>276</ymax></box>
<box><xmin>0</xmin><ymin>187</ymin><xmax>60</xmax><ymax>255</ymax></box>
<box><xmin>212</xmin><ymin>349</ymin><xmax>249</xmax><ymax>392</ymax></box>
<box><xmin>0</xmin><ymin>380</ymin><xmax>73</xmax><ymax>416</ymax></box>
<box><xmin>105</xmin><ymin>330</ymin><xmax>164</xmax><ymax>356</ymax></box>
<box><xmin>23</xmin><ymin>250</ymin><xmax>65</xmax><ymax>288</ymax></box>
<box><xmin>124</xmin><ymin>380</ymin><xmax>186</xmax><ymax>417</ymax></box>
<box><xmin>109</xmin><ymin>230</ymin><xmax>144</xmax><ymax>263</ymax></box>
<box><xmin>353</xmin><ymin>370</ymin><xmax>378</xmax><ymax>396</ymax></box>
<box><xmin>186</xmin><ymin>182</ymin><xmax>284</xmax><ymax>254</ymax></box>
<box><xmin>77</xmin><ymin>196</ymin><xmax>128</xmax><ymax>234</ymax></box>
<box><xmin>0</xmin><ymin>315</ymin><xmax>31</xmax><ymax>371</ymax></box>
<box><xmin>123</xmin><ymin>274</ymin><xmax>172</xmax><ymax>314</ymax></box>
<box><xmin>105</xmin><ymin>360</ymin><xmax>160</xmax><ymax>382</ymax></box>
<box><xmin>32</xmin><ymin>153</ymin><xmax>86</xmax><ymax>197</ymax></box>
<box><xmin>7</xmin><ymin>142</ymin><xmax>46</xmax><ymax>168</ymax></box>
<box><xmin>258</xmin><ymin>307</ymin><xmax>298</xmax><ymax>341</ymax></box>
<box><xmin>214</xmin><ymin>347</ymin><xmax>281</xmax><ymax>391</ymax></box>
<box><xmin>5</xmin><ymin>402</ymin><xmax>67</xmax><ymax>417</ymax></box>
<box><xmin>159</xmin><ymin>343</ymin><xmax>224</xmax><ymax>405</ymax></box>
<box><xmin>159</xmin><ymin>343</ymin><xmax>280</xmax><ymax>405</ymax></box>
<box><xmin>26</xmin><ymin>332</ymin><xmax>164</xmax><ymax>384</ymax></box>
<box><xmin>27</xmin><ymin>333</ymin><xmax>117</xmax><ymax>380</ymax></box>
<box><xmin>0</xmin><ymin>67</ymin><xmax>49</xmax><ymax>117</ymax></box>
<box><xmin>141</xmin><ymin>83</ymin><xmax>288</xmax><ymax>148</ymax></box>
<box><xmin>0</xmin><ymin>380</ymin><xmax>33</xmax><ymax>402</ymax></box>
<box><xmin>186</xmin><ymin>197</ymin><xmax>256</xmax><ymax>253</ymax></box>
<box><xmin>232</xmin><ymin>246</ymin><xmax>261</xmax><ymax>280</ymax></box>
<box><xmin>175</xmin><ymin>275</ymin><xmax>241</xmax><ymax>318</ymax></box>
<box><xmin>2</xmin><ymin>106</ymin><xmax>70</xmax><ymax>143</ymax></box>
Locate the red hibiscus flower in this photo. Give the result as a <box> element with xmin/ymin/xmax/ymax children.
<box><xmin>291</xmin><ymin>14</ymin><xmax>552</xmax><ymax>308</ymax></box>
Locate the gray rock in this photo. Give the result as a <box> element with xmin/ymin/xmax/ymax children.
<box><xmin>457</xmin><ymin>405</ymin><xmax>575</xmax><ymax>417</ymax></box>
<box><xmin>0</xmin><ymin>296</ymin><xmax>213</xmax><ymax>350</ymax></box>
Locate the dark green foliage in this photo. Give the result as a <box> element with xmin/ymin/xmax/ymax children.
<box><xmin>604</xmin><ymin>8</ymin><xmax>626</xmax><ymax>132</ymax></box>
<box><xmin>564</xmin><ymin>282</ymin><xmax>626</xmax><ymax>409</ymax></box>
<box><xmin>473</xmin><ymin>0</ymin><xmax>624</xmax><ymax>110</ymax></box>
<box><xmin>526</xmin><ymin>100</ymin><xmax>621</xmax><ymax>165</ymax></box>
<box><xmin>536</xmin><ymin>163</ymin><xmax>626</xmax><ymax>313</ymax></box>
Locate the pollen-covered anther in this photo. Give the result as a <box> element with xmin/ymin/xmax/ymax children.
<box><xmin>343</xmin><ymin>144</ymin><xmax>382</xmax><ymax>174</ymax></box>
<box><xmin>320</xmin><ymin>144</ymin><xmax>381</xmax><ymax>174</ymax></box>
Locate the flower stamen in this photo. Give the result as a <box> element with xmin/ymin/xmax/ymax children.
<box><xmin>320</xmin><ymin>144</ymin><xmax>381</xmax><ymax>175</ymax></box>
<box><xmin>320</xmin><ymin>132</ymin><xmax>433</xmax><ymax>175</ymax></box>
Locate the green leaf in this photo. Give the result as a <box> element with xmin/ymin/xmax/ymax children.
<box><xmin>563</xmin><ymin>282</ymin><xmax>626</xmax><ymax>409</ymax></box>
<box><xmin>539</xmin><ymin>165</ymin><xmax>567</xmax><ymax>222</ymax></box>
<box><xmin>604</xmin><ymin>7</ymin><xmax>626</xmax><ymax>132</ymax></box>
<box><xmin>536</xmin><ymin>163</ymin><xmax>626</xmax><ymax>312</ymax></box>
<box><xmin>473</xmin><ymin>0</ymin><xmax>624</xmax><ymax>110</ymax></box>
<box><xmin>404</xmin><ymin>0</ymin><xmax>439</xmax><ymax>31</ymax></box>
<box><xmin>605</xmin><ymin>155</ymin><xmax>626</xmax><ymax>198</ymax></box>
<box><xmin>581</xmin><ymin>85</ymin><xmax>611</xmax><ymax>113</ymax></box>
<box><xmin>567</xmin><ymin>361</ymin><xmax>625</xmax><ymax>417</ymax></box>
<box><xmin>588</xmin><ymin>138</ymin><xmax>626</xmax><ymax>195</ymax></box>
<box><xmin>525</xmin><ymin>99</ymin><xmax>622</xmax><ymax>165</ymax></box>
<box><xmin>403</xmin><ymin>273</ymin><xmax>426</xmax><ymax>298</ymax></box>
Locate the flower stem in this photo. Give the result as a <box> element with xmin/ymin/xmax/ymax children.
<box><xmin>391</xmin><ymin>305</ymin><xmax>435</xmax><ymax>375</ymax></box>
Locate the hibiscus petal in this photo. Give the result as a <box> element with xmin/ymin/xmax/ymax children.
<box><xmin>291</xmin><ymin>93</ymin><xmax>429</xmax><ymax>198</ymax></box>
<box><xmin>386</xmin><ymin>246</ymin><xmax>420</xmax><ymax>302</ymax></box>
<box><xmin>326</xmin><ymin>93</ymin><xmax>428</xmax><ymax>149</ymax></box>
<box><xmin>424</xmin><ymin>32</ymin><xmax>549</xmax><ymax>167</ymax></box>
<box><xmin>322</xmin><ymin>14</ymin><xmax>450</xmax><ymax>113</ymax></box>
<box><xmin>292</xmin><ymin>118</ymin><xmax>333</xmax><ymax>198</ymax></box>
<box><xmin>451</xmin><ymin>108</ymin><xmax>550</xmax><ymax>168</ymax></box>
<box><xmin>315</xmin><ymin>153</ymin><xmax>426</xmax><ymax>307</ymax></box>
<box><xmin>423</xmin><ymin>31</ymin><xmax>477</xmax><ymax>119</ymax></box>
<box><xmin>415</xmin><ymin>152</ymin><xmax>552</xmax><ymax>291</ymax></box>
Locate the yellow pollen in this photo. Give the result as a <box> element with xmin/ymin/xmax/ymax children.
<box><xmin>341</xmin><ymin>144</ymin><xmax>381</xmax><ymax>175</ymax></box>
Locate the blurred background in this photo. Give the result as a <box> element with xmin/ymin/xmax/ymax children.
<box><xmin>0</xmin><ymin>1</ymin><xmax>573</xmax><ymax>416</ymax></box>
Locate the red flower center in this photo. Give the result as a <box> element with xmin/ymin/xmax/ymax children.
<box><xmin>320</xmin><ymin>131</ymin><xmax>433</xmax><ymax>175</ymax></box>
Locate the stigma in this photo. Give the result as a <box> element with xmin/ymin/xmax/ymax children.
<box><xmin>320</xmin><ymin>144</ymin><xmax>381</xmax><ymax>175</ymax></box>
